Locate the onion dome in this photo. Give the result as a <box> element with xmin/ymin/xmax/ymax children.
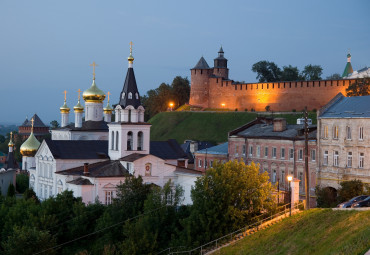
<box><xmin>8</xmin><ymin>132</ymin><xmax>14</xmax><ymax>147</ymax></box>
<box><xmin>128</xmin><ymin>41</ymin><xmax>134</xmax><ymax>64</ymax></box>
<box><xmin>20</xmin><ymin>119</ymin><xmax>40</xmax><ymax>157</ymax></box>
<box><xmin>74</xmin><ymin>100</ymin><xmax>84</xmax><ymax>112</ymax></box>
<box><xmin>60</xmin><ymin>100</ymin><xmax>70</xmax><ymax>113</ymax></box>
<box><xmin>82</xmin><ymin>79</ymin><xmax>106</xmax><ymax>103</ymax></box>
<box><xmin>103</xmin><ymin>91</ymin><xmax>113</xmax><ymax>114</ymax></box>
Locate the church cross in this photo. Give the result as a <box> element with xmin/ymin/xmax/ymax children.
<box><xmin>31</xmin><ymin>117</ymin><xmax>34</xmax><ymax>132</ymax></box>
<box><xmin>129</xmin><ymin>41</ymin><xmax>133</xmax><ymax>54</ymax></box>
<box><xmin>63</xmin><ymin>90</ymin><xmax>67</xmax><ymax>102</ymax></box>
<box><xmin>90</xmin><ymin>61</ymin><xmax>98</xmax><ymax>80</ymax></box>
<box><xmin>77</xmin><ymin>89</ymin><xmax>82</xmax><ymax>101</ymax></box>
<box><xmin>107</xmin><ymin>91</ymin><xmax>111</xmax><ymax>103</ymax></box>
<box><xmin>10</xmin><ymin>132</ymin><xmax>12</xmax><ymax>141</ymax></box>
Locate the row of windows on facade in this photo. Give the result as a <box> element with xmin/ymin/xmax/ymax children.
<box><xmin>121</xmin><ymin>92</ymin><xmax>139</xmax><ymax>100</ymax></box>
<box><xmin>323</xmin><ymin>151</ymin><xmax>365</xmax><ymax>168</ymax></box>
<box><xmin>323</xmin><ymin>126</ymin><xmax>364</xmax><ymax>140</ymax></box>
<box><xmin>38</xmin><ymin>164</ymin><xmax>53</xmax><ymax>179</ymax></box>
<box><xmin>237</xmin><ymin>145</ymin><xmax>316</xmax><ymax>161</ymax></box>
<box><xmin>110</xmin><ymin>131</ymin><xmax>144</xmax><ymax>151</ymax></box>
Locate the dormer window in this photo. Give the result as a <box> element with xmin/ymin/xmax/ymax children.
<box><xmin>121</xmin><ymin>92</ymin><xmax>125</xmax><ymax>99</ymax></box>
<box><xmin>135</xmin><ymin>93</ymin><xmax>139</xmax><ymax>99</ymax></box>
<box><xmin>128</xmin><ymin>92</ymin><xmax>132</xmax><ymax>99</ymax></box>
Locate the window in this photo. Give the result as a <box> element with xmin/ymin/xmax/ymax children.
<box><xmin>128</xmin><ymin>92</ymin><xmax>132</xmax><ymax>99</ymax></box>
<box><xmin>264</xmin><ymin>147</ymin><xmax>268</xmax><ymax>157</ymax></box>
<box><xmin>205</xmin><ymin>160</ymin><xmax>208</xmax><ymax>169</ymax></box>
<box><xmin>334</xmin><ymin>151</ymin><xmax>339</xmax><ymax>166</ymax></box>
<box><xmin>289</xmin><ymin>149</ymin><xmax>294</xmax><ymax>160</ymax></box>
<box><xmin>135</xmin><ymin>93</ymin><xmax>139</xmax><ymax>99</ymax></box>
<box><xmin>333</xmin><ymin>126</ymin><xmax>339</xmax><ymax>139</ymax></box>
<box><xmin>122</xmin><ymin>92</ymin><xmax>125</xmax><ymax>99</ymax></box>
<box><xmin>272</xmin><ymin>170</ymin><xmax>276</xmax><ymax>183</ymax></box>
<box><xmin>49</xmin><ymin>186</ymin><xmax>52</xmax><ymax>198</ymax></box>
<box><xmin>198</xmin><ymin>159</ymin><xmax>202</xmax><ymax>168</ymax></box>
<box><xmin>105</xmin><ymin>191</ymin><xmax>113</xmax><ymax>205</ymax></box>
<box><xmin>323</xmin><ymin>151</ymin><xmax>328</xmax><ymax>165</ymax></box>
<box><xmin>57</xmin><ymin>180</ymin><xmax>63</xmax><ymax>194</ymax></box>
<box><xmin>346</xmin><ymin>126</ymin><xmax>351</xmax><ymax>140</ymax></box>
<box><xmin>111</xmin><ymin>131</ymin><xmax>115</xmax><ymax>150</ymax></box>
<box><xmin>210</xmin><ymin>160</ymin><xmax>213</xmax><ymax>167</ymax></box>
<box><xmin>359</xmin><ymin>153</ymin><xmax>364</xmax><ymax>168</ymax></box>
<box><xmin>347</xmin><ymin>152</ymin><xmax>352</xmax><ymax>168</ymax></box>
<box><xmin>138</xmin><ymin>132</ymin><xmax>143</xmax><ymax>151</ymax></box>
<box><xmin>298</xmin><ymin>149</ymin><xmax>303</xmax><ymax>160</ymax></box>
<box><xmin>115</xmin><ymin>131</ymin><xmax>119</xmax><ymax>151</ymax></box>
<box><xmin>281</xmin><ymin>148</ymin><xmax>285</xmax><ymax>159</ymax></box>
<box><xmin>311</xmin><ymin>149</ymin><xmax>316</xmax><ymax>161</ymax></box>
<box><xmin>257</xmin><ymin>146</ymin><xmax>261</xmax><ymax>157</ymax></box>
<box><xmin>249</xmin><ymin>145</ymin><xmax>253</xmax><ymax>157</ymax></box>
<box><xmin>242</xmin><ymin>145</ymin><xmax>246</xmax><ymax>156</ymax></box>
<box><xmin>127</xmin><ymin>131</ymin><xmax>133</xmax><ymax>151</ymax></box>
<box><xmin>324</xmin><ymin>126</ymin><xmax>328</xmax><ymax>139</ymax></box>
<box><xmin>145</xmin><ymin>163</ymin><xmax>152</xmax><ymax>176</ymax></box>
<box><xmin>359</xmin><ymin>127</ymin><xmax>364</xmax><ymax>140</ymax></box>
<box><xmin>272</xmin><ymin>147</ymin><xmax>277</xmax><ymax>158</ymax></box>
<box><xmin>234</xmin><ymin>145</ymin><xmax>239</xmax><ymax>156</ymax></box>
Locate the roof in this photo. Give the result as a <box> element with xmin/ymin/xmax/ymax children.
<box><xmin>45</xmin><ymin>139</ymin><xmax>109</xmax><ymax>159</ymax></box>
<box><xmin>117</xmin><ymin>67</ymin><xmax>142</xmax><ymax>109</ymax></box>
<box><xmin>4</xmin><ymin>151</ymin><xmax>18</xmax><ymax>170</ymax></box>
<box><xmin>342</xmin><ymin>62</ymin><xmax>354</xmax><ymax>77</ymax></box>
<box><xmin>120</xmin><ymin>153</ymin><xmax>148</xmax><ymax>162</ymax></box>
<box><xmin>20</xmin><ymin>114</ymin><xmax>48</xmax><ymax>128</ymax></box>
<box><xmin>319</xmin><ymin>94</ymin><xmax>370</xmax><ymax>118</ymax></box>
<box><xmin>196</xmin><ymin>142</ymin><xmax>229</xmax><ymax>155</ymax></box>
<box><xmin>171</xmin><ymin>165</ymin><xmax>203</xmax><ymax>175</ymax></box>
<box><xmin>150</xmin><ymin>139</ymin><xmax>188</xmax><ymax>160</ymax></box>
<box><xmin>192</xmin><ymin>57</ymin><xmax>210</xmax><ymax>69</ymax></box>
<box><xmin>67</xmin><ymin>177</ymin><xmax>93</xmax><ymax>185</ymax></box>
<box><xmin>54</xmin><ymin>120</ymin><xmax>108</xmax><ymax>132</ymax></box>
<box><xmin>180</xmin><ymin>141</ymin><xmax>215</xmax><ymax>164</ymax></box>
<box><xmin>58</xmin><ymin>160</ymin><xmax>129</xmax><ymax>178</ymax></box>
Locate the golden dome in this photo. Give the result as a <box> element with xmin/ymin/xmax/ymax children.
<box><xmin>20</xmin><ymin>132</ymin><xmax>40</xmax><ymax>157</ymax></box>
<box><xmin>82</xmin><ymin>80</ymin><xmax>106</xmax><ymax>103</ymax></box>
<box><xmin>74</xmin><ymin>99</ymin><xmax>84</xmax><ymax>113</ymax></box>
<box><xmin>8</xmin><ymin>132</ymin><xmax>14</xmax><ymax>147</ymax></box>
<box><xmin>103</xmin><ymin>102</ymin><xmax>113</xmax><ymax>113</ymax></box>
<box><xmin>60</xmin><ymin>100</ymin><xmax>70</xmax><ymax>113</ymax></box>
<box><xmin>128</xmin><ymin>53</ymin><xmax>134</xmax><ymax>63</ymax></box>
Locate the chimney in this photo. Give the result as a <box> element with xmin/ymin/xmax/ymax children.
<box><xmin>273</xmin><ymin>118</ymin><xmax>287</xmax><ymax>132</ymax></box>
<box><xmin>189</xmin><ymin>141</ymin><xmax>198</xmax><ymax>153</ymax></box>
<box><xmin>83</xmin><ymin>163</ymin><xmax>89</xmax><ymax>175</ymax></box>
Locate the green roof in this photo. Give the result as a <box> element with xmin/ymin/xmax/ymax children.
<box><xmin>342</xmin><ymin>62</ymin><xmax>353</xmax><ymax>77</ymax></box>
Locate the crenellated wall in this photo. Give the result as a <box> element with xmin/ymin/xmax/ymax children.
<box><xmin>205</xmin><ymin>78</ymin><xmax>356</xmax><ymax>111</ymax></box>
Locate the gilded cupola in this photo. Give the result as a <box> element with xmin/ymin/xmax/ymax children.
<box><xmin>82</xmin><ymin>62</ymin><xmax>106</xmax><ymax>103</ymax></box>
<box><xmin>20</xmin><ymin>118</ymin><xmax>41</xmax><ymax>157</ymax></box>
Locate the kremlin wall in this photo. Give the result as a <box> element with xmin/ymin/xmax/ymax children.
<box><xmin>189</xmin><ymin>48</ymin><xmax>357</xmax><ymax>111</ymax></box>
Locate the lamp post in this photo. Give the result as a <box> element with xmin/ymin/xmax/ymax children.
<box><xmin>169</xmin><ymin>102</ymin><xmax>174</xmax><ymax>111</ymax></box>
<box><xmin>287</xmin><ymin>175</ymin><xmax>293</xmax><ymax>216</ymax></box>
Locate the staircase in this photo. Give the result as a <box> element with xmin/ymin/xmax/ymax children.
<box><xmin>162</xmin><ymin>202</ymin><xmax>303</xmax><ymax>255</ymax></box>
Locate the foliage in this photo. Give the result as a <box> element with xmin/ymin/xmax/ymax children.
<box><xmin>142</xmin><ymin>76</ymin><xmax>190</xmax><ymax>119</ymax></box>
<box><xmin>23</xmin><ymin>188</ymin><xmax>40</xmax><ymax>203</ymax></box>
<box><xmin>7</xmin><ymin>183</ymin><xmax>15</xmax><ymax>197</ymax></box>
<box><xmin>345</xmin><ymin>78</ymin><xmax>370</xmax><ymax>97</ymax></box>
<box><xmin>315</xmin><ymin>186</ymin><xmax>338</xmax><ymax>208</ymax></box>
<box><xmin>326</xmin><ymin>73</ymin><xmax>342</xmax><ymax>80</ymax></box>
<box><xmin>301</xmin><ymin>64</ymin><xmax>323</xmax><ymax>80</ymax></box>
<box><xmin>281</xmin><ymin>65</ymin><xmax>303</xmax><ymax>81</ymax></box>
<box><xmin>337</xmin><ymin>179</ymin><xmax>370</xmax><ymax>203</ymax></box>
<box><xmin>16</xmin><ymin>174</ymin><xmax>29</xmax><ymax>193</ymax></box>
<box><xmin>265</xmin><ymin>105</ymin><xmax>270</xmax><ymax>112</ymax></box>
<box><xmin>251</xmin><ymin>61</ymin><xmax>282</xmax><ymax>82</ymax></box>
<box><xmin>50</xmin><ymin>120</ymin><xmax>60</xmax><ymax>128</ymax></box>
<box><xmin>217</xmin><ymin>209</ymin><xmax>370</xmax><ymax>255</ymax></box>
<box><xmin>183</xmin><ymin>161</ymin><xmax>274</xmax><ymax>246</ymax></box>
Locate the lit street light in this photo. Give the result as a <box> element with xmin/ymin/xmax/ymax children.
<box><xmin>287</xmin><ymin>175</ymin><xmax>293</xmax><ymax>216</ymax></box>
<box><xmin>169</xmin><ymin>102</ymin><xmax>174</xmax><ymax>111</ymax></box>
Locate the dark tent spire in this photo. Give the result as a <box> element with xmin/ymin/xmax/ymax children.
<box><xmin>192</xmin><ymin>57</ymin><xmax>210</xmax><ymax>69</ymax></box>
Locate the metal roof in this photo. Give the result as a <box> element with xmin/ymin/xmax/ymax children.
<box><xmin>196</xmin><ymin>142</ymin><xmax>229</xmax><ymax>155</ymax></box>
<box><xmin>320</xmin><ymin>95</ymin><xmax>370</xmax><ymax>118</ymax></box>
<box><xmin>192</xmin><ymin>57</ymin><xmax>210</xmax><ymax>69</ymax></box>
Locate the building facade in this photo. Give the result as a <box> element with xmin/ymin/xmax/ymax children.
<box><xmin>317</xmin><ymin>93</ymin><xmax>370</xmax><ymax>191</ymax></box>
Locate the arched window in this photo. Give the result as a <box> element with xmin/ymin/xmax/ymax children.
<box><xmin>128</xmin><ymin>92</ymin><xmax>132</xmax><ymax>99</ymax></box>
<box><xmin>111</xmin><ymin>131</ymin><xmax>115</xmax><ymax>150</ymax></box>
<box><xmin>30</xmin><ymin>174</ymin><xmax>35</xmax><ymax>189</ymax></box>
<box><xmin>138</xmin><ymin>131</ymin><xmax>143</xmax><ymax>150</ymax></box>
<box><xmin>135</xmin><ymin>93</ymin><xmax>139</xmax><ymax>99</ymax></box>
<box><xmin>128</xmin><ymin>109</ymin><xmax>131</xmax><ymax>122</ymax></box>
<box><xmin>121</xmin><ymin>92</ymin><xmax>125</xmax><ymax>99</ymax></box>
<box><xmin>115</xmin><ymin>131</ymin><xmax>119</xmax><ymax>151</ymax></box>
<box><xmin>57</xmin><ymin>180</ymin><xmax>63</xmax><ymax>194</ymax></box>
<box><xmin>127</xmin><ymin>131</ymin><xmax>133</xmax><ymax>151</ymax></box>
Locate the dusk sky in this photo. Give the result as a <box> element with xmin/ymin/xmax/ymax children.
<box><xmin>1</xmin><ymin>0</ymin><xmax>369</xmax><ymax>124</ymax></box>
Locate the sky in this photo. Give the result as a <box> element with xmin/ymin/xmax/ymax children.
<box><xmin>0</xmin><ymin>0</ymin><xmax>369</xmax><ymax>124</ymax></box>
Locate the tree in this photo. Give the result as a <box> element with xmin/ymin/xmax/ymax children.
<box><xmin>281</xmin><ymin>65</ymin><xmax>302</xmax><ymax>81</ymax></box>
<box><xmin>251</xmin><ymin>61</ymin><xmax>282</xmax><ymax>82</ymax></box>
<box><xmin>50</xmin><ymin>120</ymin><xmax>59</xmax><ymax>129</ymax></box>
<box><xmin>301</xmin><ymin>64</ymin><xmax>323</xmax><ymax>80</ymax></box>
<box><xmin>337</xmin><ymin>180</ymin><xmax>370</xmax><ymax>203</ymax></box>
<box><xmin>345</xmin><ymin>78</ymin><xmax>370</xmax><ymax>97</ymax></box>
<box><xmin>16</xmin><ymin>174</ymin><xmax>29</xmax><ymax>193</ymax></box>
<box><xmin>7</xmin><ymin>183</ymin><xmax>15</xmax><ymax>197</ymax></box>
<box><xmin>326</xmin><ymin>73</ymin><xmax>342</xmax><ymax>80</ymax></box>
<box><xmin>171</xmin><ymin>76</ymin><xmax>190</xmax><ymax>107</ymax></box>
<box><xmin>184</xmin><ymin>161</ymin><xmax>274</xmax><ymax>246</ymax></box>
<box><xmin>315</xmin><ymin>186</ymin><xmax>338</xmax><ymax>208</ymax></box>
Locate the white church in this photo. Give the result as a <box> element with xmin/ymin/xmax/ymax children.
<box><xmin>20</xmin><ymin>44</ymin><xmax>202</xmax><ymax>205</ymax></box>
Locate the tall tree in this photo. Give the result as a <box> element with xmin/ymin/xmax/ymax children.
<box><xmin>49</xmin><ymin>120</ymin><xmax>59</xmax><ymax>129</ymax></box>
<box><xmin>251</xmin><ymin>61</ymin><xmax>282</xmax><ymax>82</ymax></box>
<box><xmin>281</xmin><ymin>65</ymin><xmax>302</xmax><ymax>81</ymax></box>
<box><xmin>301</xmin><ymin>64</ymin><xmax>323</xmax><ymax>80</ymax></box>
<box><xmin>171</xmin><ymin>76</ymin><xmax>190</xmax><ymax>107</ymax></box>
<box><xmin>346</xmin><ymin>78</ymin><xmax>370</xmax><ymax>97</ymax></box>
<box><xmin>326</xmin><ymin>73</ymin><xmax>342</xmax><ymax>80</ymax></box>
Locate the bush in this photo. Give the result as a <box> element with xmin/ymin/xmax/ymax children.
<box><xmin>244</xmin><ymin>109</ymin><xmax>248</xmax><ymax>112</ymax></box>
<box><xmin>7</xmin><ymin>183</ymin><xmax>15</xmax><ymax>197</ymax></box>
<box><xmin>337</xmin><ymin>180</ymin><xmax>369</xmax><ymax>203</ymax></box>
<box><xmin>315</xmin><ymin>186</ymin><xmax>337</xmax><ymax>208</ymax></box>
<box><xmin>250</xmin><ymin>108</ymin><xmax>255</xmax><ymax>112</ymax></box>
<box><xmin>265</xmin><ymin>105</ymin><xmax>271</xmax><ymax>112</ymax></box>
<box><xmin>16</xmin><ymin>173</ymin><xmax>29</xmax><ymax>193</ymax></box>
<box><xmin>312</xmin><ymin>108</ymin><xmax>317</xmax><ymax>113</ymax></box>
<box><xmin>235</xmin><ymin>108</ymin><xmax>238</xmax><ymax>112</ymax></box>
<box><xmin>292</xmin><ymin>109</ymin><xmax>296</xmax><ymax>112</ymax></box>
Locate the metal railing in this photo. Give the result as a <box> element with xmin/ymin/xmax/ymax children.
<box><xmin>166</xmin><ymin>202</ymin><xmax>303</xmax><ymax>255</ymax></box>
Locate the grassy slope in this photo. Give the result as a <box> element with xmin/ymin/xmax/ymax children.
<box><xmin>148</xmin><ymin>112</ymin><xmax>317</xmax><ymax>144</ymax></box>
<box><xmin>215</xmin><ymin>209</ymin><xmax>370</xmax><ymax>255</ymax></box>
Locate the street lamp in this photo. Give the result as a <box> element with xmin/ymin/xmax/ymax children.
<box><xmin>169</xmin><ymin>102</ymin><xmax>174</xmax><ymax>111</ymax></box>
<box><xmin>287</xmin><ymin>175</ymin><xmax>293</xmax><ymax>216</ymax></box>
<box><xmin>221</xmin><ymin>103</ymin><xmax>226</xmax><ymax>108</ymax></box>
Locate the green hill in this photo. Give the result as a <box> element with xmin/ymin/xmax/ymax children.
<box><xmin>215</xmin><ymin>209</ymin><xmax>370</xmax><ymax>255</ymax></box>
<box><xmin>148</xmin><ymin>111</ymin><xmax>316</xmax><ymax>144</ymax></box>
